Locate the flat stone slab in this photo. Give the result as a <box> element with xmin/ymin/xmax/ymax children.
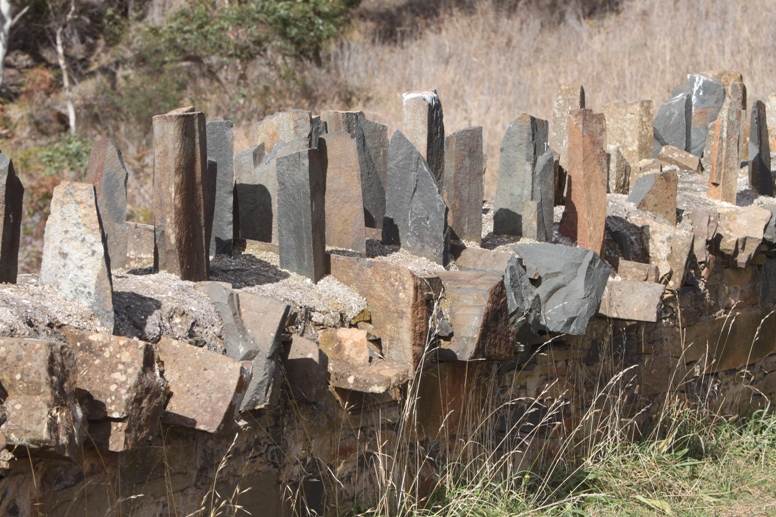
<box><xmin>327</xmin><ymin>357</ymin><xmax>412</xmax><ymax>394</ymax></box>
<box><xmin>598</xmin><ymin>280</ymin><xmax>665</xmax><ymax>322</ymax></box>
<box><xmin>40</xmin><ymin>181</ymin><xmax>114</xmax><ymax>332</ymax></box>
<box><xmin>321</xmin><ymin>131</ymin><xmax>366</xmax><ymax>252</ymax></box>
<box><xmin>749</xmin><ymin>100</ymin><xmax>772</xmax><ymax>196</ymax></box>
<box><xmin>206</xmin><ymin>120</ymin><xmax>235</xmax><ymax>256</ymax></box>
<box><xmin>0</xmin><ymin>338</ymin><xmax>82</xmax><ymax>459</ymax></box>
<box><xmin>157</xmin><ymin>337</ymin><xmax>248</xmax><ymax>433</ymax></box>
<box><xmin>0</xmin><ymin>154</ymin><xmax>22</xmax><ymax>283</ymax></box>
<box><xmin>617</xmin><ymin>259</ymin><xmax>660</xmax><ymax>282</ymax></box>
<box><xmin>715</xmin><ymin>205</ymin><xmax>772</xmax><ymax>268</ymax></box>
<box><xmin>657</xmin><ymin>145</ymin><xmax>702</xmax><ymax>173</ymax></box>
<box><xmin>444</xmin><ymin>126</ymin><xmax>484</xmax><ymax>243</ymax></box>
<box><xmin>455</xmin><ymin>247</ymin><xmax>516</xmax><ymax>272</ymax></box>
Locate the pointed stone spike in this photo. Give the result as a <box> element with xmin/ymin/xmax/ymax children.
<box><xmin>0</xmin><ymin>154</ymin><xmax>22</xmax><ymax>283</ymax></box>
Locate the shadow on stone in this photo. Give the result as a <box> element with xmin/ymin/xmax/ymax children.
<box><xmin>113</xmin><ymin>291</ymin><xmax>163</xmax><ymax>342</ymax></box>
<box><xmin>493</xmin><ymin>207</ymin><xmax>522</xmax><ymax>236</ymax></box>
<box><xmin>208</xmin><ymin>254</ymin><xmax>290</xmax><ymax>289</ymax></box>
<box><xmin>235</xmin><ymin>183</ymin><xmax>273</xmax><ymax>242</ymax></box>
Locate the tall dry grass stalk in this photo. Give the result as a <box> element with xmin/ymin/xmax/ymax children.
<box><xmin>309</xmin><ymin>0</ymin><xmax>776</xmax><ymax>196</ymax></box>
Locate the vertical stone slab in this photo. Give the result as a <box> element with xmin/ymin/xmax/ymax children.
<box><xmin>559</xmin><ymin>109</ymin><xmax>608</xmax><ymax>257</ymax></box>
<box><xmin>549</xmin><ymin>84</ymin><xmax>585</xmax><ymax>171</ymax></box>
<box><xmin>383</xmin><ymin>130</ymin><xmax>448</xmax><ymax>265</ymax></box>
<box><xmin>40</xmin><ymin>182</ymin><xmax>114</xmax><ymax>331</ymax></box>
<box><xmin>152</xmin><ymin>108</ymin><xmax>211</xmax><ymax>281</ymax></box>
<box><xmin>749</xmin><ymin>100</ymin><xmax>772</xmax><ymax>196</ymax></box>
<box><xmin>356</xmin><ymin>117</ymin><xmax>388</xmax><ymax>229</ymax></box>
<box><xmin>0</xmin><ymin>154</ymin><xmax>22</xmax><ymax>283</ymax></box>
<box><xmin>444</xmin><ymin>126</ymin><xmax>483</xmax><ymax>243</ymax></box>
<box><xmin>277</xmin><ymin>148</ymin><xmax>326</xmax><ymax>282</ymax></box>
<box><xmin>493</xmin><ymin>114</ymin><xmax>551</xmax><ymax>239</ymax></box>
<box><xmin>320</xmin><ymin>131</ymin><xmax>366</xmax><ymax>253</ymax></box>
<box><xmin>255</xmin><ymin>110</ymin><xmax>312</xmax><ymax>154</ymax></box>
<box><xmin>683</xmin><ymin>73</ymin><xmax>726</xmax><ymax>156</ymax></box>
<box><xmin>402</xmin><ymin>90</ymin><xmax>445</xmax><ymax>189</ymax></box>
<box><xmin>607</xmin><ymin>145</ymin><xmax>630</xmax><ymax>194</ymax></box>
<box><xmin>321</xmin><ymin>110</ymin><xmax>363</xmax><ymax>136</ymax></box>
<box><xmin>601</xmin><ymin>100</ymin><xmax>654</xmax><ymax>169</ymax></box>
<box><xmin>85</xmin><ymin>137</ymin><xmax>128</xmax><ymax>269</ymax></box>
<box><xmin>627</xmin><ymin>169</ymin><xmax>678</xmax><ymax>224</ymax></box>
<box><xmin>767</xmin><ymin>92</ymin><xmax>776</xmax><ymax>162</ymax></box>
<box><xmin>708</xmin><ymin>79</ymin><xmax>744</xmax><ymax>203</ymax></box>
<box><xmin>653</xmin><ymin>92</ymin><xmax>692</xmax><ymax>156</ymax></box>
<box><xmin>206</xmin><ymin>120</ymin><xmax>234</xmax><ymax>256</ymax></box>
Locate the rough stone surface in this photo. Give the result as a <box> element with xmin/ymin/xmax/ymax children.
<box><xmin>503</xmin><ymin>255</ymin><xmax>543</xmax><ymax>337</ymax></box>
<box><xmin>508</xmin><ymin>243</ymin><xmax>612</xmax><ymax>335</ymax></box>
<box><xmin>68</xmin><ymin>333</ymin><xmax>165</xmax><ymax>452</ymax></box>
<box><xmin>653</xmin><ymin>92</ymin><xmax>692</xmax><ymax>156</ymax></box>
<box><xmin>255</xmin><ymin>110</ymin><xmax>312</xmax><ymax>154</ymax></box>
<box><xmin>444</xmin><ymin>126</ymin><xmax>484</xmax><ymax>243</ymax></box>
<box><xmin>402</xmin><ymin>90</ymin><xmax>445</xmax><ymax>188</ymax></box>
<box><xmin>708</xmin><ymin>80</ymin><xmax>744</xmax><ymax>203</ymax></box>
<box><xmin>676</xmin><ymin>73</ymin><xmax>726</xmax><ymax>156</ymax></box>
<box><xmin>281</xmin><ymin>335</ymin><xmax>327</xmax><ymax>403</ymax></box>
<box><xmin>206</xmin><ymin>120</ymin><xmax>234</xmax><ymax>256</ymax></box>
<box><xmin>356</xmin><ymin>117</ymin><xmax>389</xmax><ymax>229</ymax></box>
<box><xmin>558</xmin><ymin>109</ymin><xmax>608</xmax><ymax>257</ymax></box>
<box><xmin>330</xmin><ymin>255</ymin><xmax>441</xmax><ymax>371</ymax></box>
<box><xmin>152</xmin><ymin>108</ymin><xmax>212</xmax><ymax>281</ymax></box>
<box><xmin>549</xmin><ymin>84</ymin><xmax>585</xmax><ymax>171</ymax></box>
<box><xmin>40</xmin><ymin>182</ymin><xmax>114</xmax><ymax>332</ymax></box>
<box><xmin>715</xmin><ymin>205</ymin><xmax>771</xmax><ymax>268</ymax></box>
<box><xmin>602</xmin><ymin>100</ymin><xmax>654</xmax><ymax>169</ymax></box>
<box><xmin>749</xmin><ymin>100</ymin><xmax>772</xmax><ymax>196</ymax></box>
<box><xmin>383</xmin><ymin>130</ymin><xmax>448</xmax><ymax>265</ymax></box>
<box><xmin>494</xmin><ymin>114</ymin><xmax>553</xmax><ymax>241</ymax></box>
<box><xmin>319</xmin><ymin>328</ymin><xmax>371</xmax><ymax>366</ymax></box>
<box><xmin>455</xmin><ymin>247</ymin><xmax>515</xmax><ymax>272</ymax></box>
<box><xmin>126</xmin><ymin>222</ymin><xmax>154</xmax><ymax>269</ymax></box>
<box><xmin>598</xmin><ymin>280</ymin><xmax>665</xmax><ymax>322</ymax></box>
<box><xmin>84</xmin><ymin>137</ymin><xmax>128</xmax><ymax>269</ymax></box>
<box><xmin>687</xmin><ymin>209</ymin><xmax>718</xmax><ymax>264</ymax></box>
<box><xmin>617</xmin><ymin>259</ymin><xmax>660</xmax><ymax>282</ymax></box>
<box><xmin>321</xmin><ymin>131</ymin><xmax>366</xmax><ymax>252</ymax></box>
<box><xmin>157</xmin><ymin>337</ymin><xmax>247</xmax><ymax>433</ymax></box>
<box><xmin>277</xmin><ymin>148</ymin><xmax>327</xmax><ymax>282</ymax></box>
<box><xmin>0</xmin><ymin>155</ymin><xmax>21</xmax><ymax>284</ymax></box>
<box><xmin>327</xmin><ymin>357</ymin><xmax>412</xmax><ymax>393</ymax></box>
<box><xmin>321</xmin><ymin>110</ymin><xmax>362</xmax><ymax>136</ymax></box>
<box><xmin>767</xmin><ymin>92</ymin><xmax>776</xmax><ymax>161</ymax></box>
<box><xmin>0</xmin><ymin>338</ymin><xmax>82</xmax><ymax>459</ymax></box>
<box><xmin>437</xmin><ymin>270</ymin><xmax>516</xmax><ymax>361</ymax></box>
<box><xmin>607</xmin><ymin>145</ymin><xmax>630</xmax><ymax>194</ymax></box>
<box><xmin>626</xmin><ymin>214</ymin><xmax>694</xmax><ymax>289</ymax></box>
<box><xmin>657</xmin><ymin>145</ymin><xmax>702</xmax><ymax>173</ymax></box>
<box><xmin>626</xmin><ymin>169</ymin><xmax>678</xmax><ymax>224</ymax></box>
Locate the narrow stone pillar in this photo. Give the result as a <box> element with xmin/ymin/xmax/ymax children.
<box><xmin>749</xmin><ymin>100</ymin><xmax>772</xmax><ymax>196</ymax></box>
<box><xmin>549</xmin><ymin>84</ymin><xmax>585</xmax><ymax>171</ymax></box>
<box><xmin>152</xmin><ymin>107</ymin><xmax>212</xmax><ymax>281</ymax></box>
<box><xmin>708</xmin><ymin>80</ymin><xmax>744</xmax><ymax>203</ymax></box>
<box><xmin>444</xmin><ymin>126</ymin><xmax>483</xmax><ymax>243</ymax></box>
<box><xmin>206</xmin><ymin>120</ymin><xmax>234</xmax><ymax>256</ymax></box>
<box><xmin>402</xmin><ymin>90</ymin><xmax>445</xmax><ymax>189</ymax></box>
<box><xmin>602</xmin><ymin>100</ymin><xmax>654</xmax><ymax>169</ymax></box>
<box><xmin>0</xmin><ymin>154</ymin><xmax>22</xmax><ymax>283</ymax></box>
<box><xmin>558</xmin><ymin>109</ymin><xmax>608</xmax><ymax>257</ymax></box>
<box><xmin>356</xmin><ymin>117</ymin><xmax>388</xmax><ymax>229</ymax></box>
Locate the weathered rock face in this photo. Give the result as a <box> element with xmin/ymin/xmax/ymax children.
<box><xmin>549</xmin><ymin>84</ymin><xmax>585</xmax><ymax>171</ymax></box>
<box><xmin>321</xmin><ymin>110</ymin><xmax>363</xmax><ymax>136</ymax></box>
<box><xmin>494</xmin><ymin>114</ymin><xmax>553</xmax><ymax>241</ymax></box>
<box><xmin>607</xmin><ymin>145</ymin><xmax>630</xmax><ymax>194</ymax></box>
<box><xmin>0</xmin><ymin>338</ymin><xmax>83</xmax><ymax>459</ymax></box>
<box><xmin>277</xmin><ymin>148</ymin><xmax>327</xmax><ymax>282</ymax></box>
<box><xmin>626</xmin><ymin>215</ymin><xmax>693</xmax><ymax>289</ymax></box>
<box><xmin>40</xmin><ymin>182</ymin><xmax>114</xmax><ymax>332</ymax></box>
<box><xmin>319</xmin><ymin>327</ymin><xmax>371</xmax><ymax>366</ymax></box>
<box><xmin>707</xmin><ymin>79</ymin><xmax>744</xmax><ymax>204</ymax></box>
<box><xmin>657</xmin><ymin>145</ymin><xmax>702</xmax><ymax>173</ymax></box>
<box><xmin>674</xmin><ymin>73</ymin><xmax>726</xmax><ymax>156</ymax></box>
<box><xmin>687</xmin><ymin>209</ymin><xmax>718</xmax><ymax>264</ymax></box>
<box><xmin>598</xmin><ymin>280</ymin><xmax>665</xmax><ymax>322</ymax></box>
<box><xmin>206</xmin><ymin>120</ymin><xmax>234</xmax><ymax>256</ymax></box>
<box><xmin>509</xmin><ymin>243</ymin><xmax>611</xmax><ymax>335</ymax></box>
<box><xmin>330</xmin><ymin>255</ymin><xmax>441</xmax><ymax>372</ymax></box>
<box><xmin>749</xmin><ymin>100</ymin><xmax>772</xmax><ymax>196</ymax></box>
<box><xmin>255</xmin><ymin>110</ymin><xmax>313</xmax><ymax>154</ymax></box>
<box><xmin>617</xmin><ymin>259</ymin><xmax>659</xmax><ymax>282</ymax></box>
<box><xmin>715</xmin><ymin>205</ymin><xmax>772</xmax><ymax>268</ymax></box>
<box><xmin>653</xmin><ymin>92</ymin><xmax>691</xmax><ymax>156</ymax></box>
<box><xmin>356</xmin><ymin>117</ymin><xmax>389</xmax><ymax>229</ymax></box>
<box><xmin>0</xmin><ymin>154</ymin><xmax>22</xmax><ymax>283</ymax></box>
<box><xmin>602</xmin><ymin>100</ymin><xmax>654</xmax><ymax>169</ymax></box>
<box><xmin>157</xmin><ymin>337</ymin><xmax>248</xmax><ymax>434</ymax></box>
<box><xmin>383</xmin><ymin>131</ymin><xmax>449</xmax><ymax>265</ymax></box>
<box><xmin>69</xmin><ymin>333</ymin><xmax>165</xmax><ymax>452</ymax></box>
<box><xmin>126</xmin><ymin>222</ymin><xmax>154</xmax><ymax>269</ymax></box>
<box><xmin>503</xmin><ymin>255</ymin><xmax>543</xmax><ymax>337</ymax></box>
<box><xmin>437</xmin><ymin>271</ymin><xmax>516</xmax><ymax>360</ymax></box>
<box><xmin>282</xmin><ymin>335</ymin><xmax>327</xmax><ymax>403</ymax></box>
<box><xmin>455</xmin><ymin>247</ymin><xmax>515</xmax><ymax>272</ymax></box>
<box><xmin>152</xmin><ymin>108</ymin><xmax>212</xmax><ymax>281</ymax></box>
<box><xmin>444</xmin><ymin>126</ymin><xmax>484</xmax><ymax>243</ymax></box>
<box><xmin>626</xmin><ymin>169</ymin><xmax>678</xmax><ymax>224</ymax></box>
<box><xmin>84</xmin><ymin>137</ymin><xmax>128</xmax><ymax>269</ymax></box>
<box><xmin>558</xmin><ymin>109</ymin><xmax>608</xmax><ymax>257</ymax></box>
<box><xmin>402</xmin><ymin>90</ymin><xmax>445</xmax><ymax>188</ymax></box>
<box><xmin>321</xmin><ymin>131</ymin><xmax>366</xmax><ymax>253</ymax></box>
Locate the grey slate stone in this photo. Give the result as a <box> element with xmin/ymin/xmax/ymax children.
<box><xmin>653</xmin><ymin>92</ymin><xmax>692</xmax><ymax>156</ymax></box>
<box><xmin>402</xmin><ymin>91</ymin><xmax>445</xmax><ymax>189</ymax></box>
<box><xmin>382</xmin><ymin>130</ymin><xmax>448</xmax><ymax>264</ymax></box>
<box><xmin>0</xmin><ymin>154</ymin><xmax>22</xmax><ymax>283</ymax></box>
<box><xmin>508</xmin><ymin>243</ymin><xmax>612</xmax><ymax>335</ymax></box>
<box><xmin>277</xmin><ymin>148</ymin><xmax>327</xmax><ymax>282</ymax></box>
<box><xmin>677</xmin><ymin>74</ymin><xmax>726</xmax><ymax>156</ymax></box>
<box><xmin>206</xmin><ymin>120</ymin><xmax>234</xmax><ymax>256</ymax></box>
<box><xmin>443</xmin><ymin>126</ymin><xmax>484</xmax><ymax>243</ymax></box>
<box><xmin>356</xmin><ymin>117</ymin><xmax>388</xmax><ymax>229</ymax></box>
<box><xmin>504</xmin><ymin>255</ymin><xmax>542</xmax><ymax>336</ymax></box>
<box><xmin>493</xmin><ymin>114</ymin><xmax>551</xmax><ymax>239</ymax></box>
<box><xmin>749</xmin><ymin>100</ymin><xmax>773</xmax><ymax>196</ymax></box>
<box><xmin>84</xmin><ymin>137</ymin><xmax>128</xmax><ymax>269</ymax></box>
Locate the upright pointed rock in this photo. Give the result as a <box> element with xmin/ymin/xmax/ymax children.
<box><xmin>549</xmin><ymin>84</ymin><xmax>585</xmax><ymax>171</ymax></box>
<box><xmin>444</xmin><ymin>126</ymin><xmax>484</xmax><ymax>243</ymax></box>
<box><xmin>85</xmin><ymin>137</ymin><xmax>128</xmax><ymax>269</ymax></box>
<box><xmin>0</xmin><ymin>154</ymin><xmax>22</xmax><ymax>283</ymax></box>
<box><xmin>708</xmin><ymin>79</ymin><xmax>744</xmax><ymax>203</ymax></box>
<box><xmin>321</xmin><ymin>131</ymin><xmax>366</xmax><ymax>252</ymax></box>
<box><xmin>152</xmin><ymin>107</ymin><xmax>212</xmax><ymax>281</ymax></box>
<box><xmin>383</xmin><ymin>131</ymin><xmax>448</xmax><ymax>265</ymax></box>
<box><xmin>559</xmin><ymin>109</ymin><xmax>608</xmax><ymax>257</ymax></box>
<box><xmin>356</xmin><ymin>117</ymin><xmax>388</xmax><ymax>229</ymax></box>
<box><xmin>206</xmin><ymin>120</ymin><xmax>235</xmax><ymax>256</ymax></box>
<box><xmin>402</xmin><ymin>90</ymin><xmax>445</xmax><ymax>188</ymax></box>
<box><xmin>40</xmin><ymin>182</ymin><xmax>114</xmax><ymax>331</ymax></box>
<box><xmin>277</xmin><ymin>148</ymin><xmax>326</xmax><ymax>282</ymax></box>
<box><xmin>749</xmin><ymin>100</ymin><xmax>772</xmax><ymax>196</ymax></box>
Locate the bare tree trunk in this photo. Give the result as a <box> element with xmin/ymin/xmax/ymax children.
<box><xmin>54</xmin><ymin>0</ymin><xmax>77</xmax><ymax>135</ymax></box>
<box><xmin>0</xmin><ymin>0</ymin><xmax>29</xmax><ymax>87</ymax></box>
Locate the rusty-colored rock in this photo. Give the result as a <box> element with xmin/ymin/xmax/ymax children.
<box><xmin>657</xmin><ymin>145</ymin><xmax>703</xmax><ymax>173</ymax></box>
<box><xmin>749</xmin><ymin>100</ymin><xmax>772</xmax><ymax>196</ymax></box>
<box><xmin>708</xmin><ymin>80</ymin><xmax>744</xmax><ymax>203</ymax></box>
<box><xmin>627</xmin><ymin>169</ymin><xmax>678</xmax><ymax>224</ymax></box>
<box><xmin>327</xmin><ymin>358</ymin><xmax>412</xmax><ymax>393</ymax></box>
<box><xmin>319</xmin><ymin>328</ymin><xmax>371</xmax><ymax>366</ymax></box>
<box><xmin>444</xmin><ymin>126</ymin><xmax>484</xmax><ymax>243</ymax></box>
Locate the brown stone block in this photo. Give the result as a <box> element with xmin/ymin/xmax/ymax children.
<box><xmin>125</xmin><ymin>222</ymin><xmax>154</xmax><ymax>269</ymax></box>
<box><xmin>657</xmin><ymin>145</ymin><xmax>703</xmax><ymax>173</ymax></box>
<box><xmin>549</xmin><ymin>84</ymin><xmax>585</xmax><ymax>171</ymax></box>
<box><xmin>617</xmin><ymin>259</ymin><xmax>660</xmax><ymax>282</ymax></box>
<box><xmin>627</xmin><ymin>169</ymin><xmax>678</xmax><ymax>224</ymax></box>
<box><xmin>602</xmin><ymin>100</ymin><xmax>654</xmax><ymax>169</ymax></box>
<box><xmin>715</xmin><ymin>205</ymin><xmax>771</xmax><ymax>268</ymax></box>
<box><xmin>454</xmin><ymin>247</ymin><xmax>516</xmax><ymax>272</ymax></box>
<box><xmin>598</xmin><ymin>280</ymin><xmax>665</xmax><ymax>322</ymax></box>
<box><xmin>707</xmin><ymin>80</ymin><xmax>744</xmax><ymax>203</ymax></box>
